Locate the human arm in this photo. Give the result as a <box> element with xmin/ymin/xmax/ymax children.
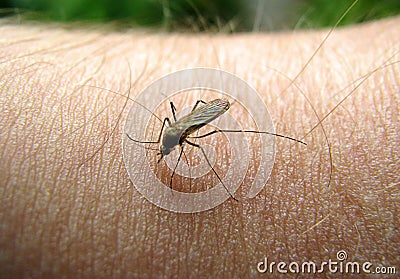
<box><xmin>0</xmin><ymin>17</ymin><xmax>399</xmax><ymax>277</ymax></box>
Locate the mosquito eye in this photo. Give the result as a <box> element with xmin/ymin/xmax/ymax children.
<box><xmin>160</xmin><ymin>145</ymin><xmax>169</xmax><ymax>155</ymax></box>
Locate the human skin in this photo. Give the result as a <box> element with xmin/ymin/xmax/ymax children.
<box><xmin>0</xmin><ymin>16</ymin><xmax>399</xmax><ymax>278</ymax></box>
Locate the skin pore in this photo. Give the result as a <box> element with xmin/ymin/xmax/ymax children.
<box><xmin>1</xmin><ymin>15</ymin><xmax>399</xmax><ymax>278</ymax></box>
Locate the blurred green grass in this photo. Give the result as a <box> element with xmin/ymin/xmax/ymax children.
<box><xmin>1</xmin><ymin>0</ymin><xmax>400</xmax><ymax>31</ymax></box>
<box><xmin>299</xmin><ymin>0</ymin><xmax>400</xmax><ymax>28</ymax></box>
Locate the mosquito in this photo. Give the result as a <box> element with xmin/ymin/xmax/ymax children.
<box><xmin>126</xmin><ymin>98</ymin><xmax>306</xmax><ymax>200</ymax></box>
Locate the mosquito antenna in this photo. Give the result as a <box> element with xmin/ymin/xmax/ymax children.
<box><xmin>128</xmin><ymin>140</ymin><xmax>159</xmax><ymax>151</ymax></box>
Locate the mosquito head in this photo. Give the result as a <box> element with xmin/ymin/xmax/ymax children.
<box><xmin>160</xmin><ymin>144</ymin><xmax>171</xmax><ymax>156</ymax></box>
<box><xmin>160</xmin><ymin>127</ymin><xmax>181</xmax><ymax>156</ymax></box>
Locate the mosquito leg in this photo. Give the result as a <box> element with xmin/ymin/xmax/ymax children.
<box><xmin>170</xmin><ymin>102</ymin><xmax>178</xmax><ymax>122</ymax></box>
<box><xmin>127</xmin><ymin>117</ymin><xmax>171</xmax><ymax>163</ymax></box>
<box><xmin>126</xmin><ymin>117</ymin><xmax>171</xmax><ymax>144</ymax></box>
<box><xmin>191</xmin><ymin>100</ymin><xmax>207</xmax><ymax>112</ymax></box>
<box><xmin>182</xmin><ymin>149</ymin><xmax>192</xmax><ymax>192</ymax></box>
<box><xmin>189</xmin><ymin>129</ymin><xmax>306</xmax><ymax>145</ymax></box>
<box><xmin>170</xmin><ymin>145</ymin><xmax>185</xmax><ymax>188</ymax></box>
<box><xmin>188</xmin><ymin>129</ymin><xmax>220</xmax><ymax>139</ymax></box>
<box><xmin>185</xmin><ymin>140</ymin><xmax>237</xmax><ymax>201</ymax></box>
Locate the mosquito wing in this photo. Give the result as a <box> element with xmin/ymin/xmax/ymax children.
<box><xmin>175</xmin><ymin>99</ymin><xmax>230</xmax><ymax>136</ymax></box>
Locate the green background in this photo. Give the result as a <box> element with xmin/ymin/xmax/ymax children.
<box><xmin>1</xmin><ymin>0</ymin><xmax>400</xmax><ymax>31</ymax></box>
